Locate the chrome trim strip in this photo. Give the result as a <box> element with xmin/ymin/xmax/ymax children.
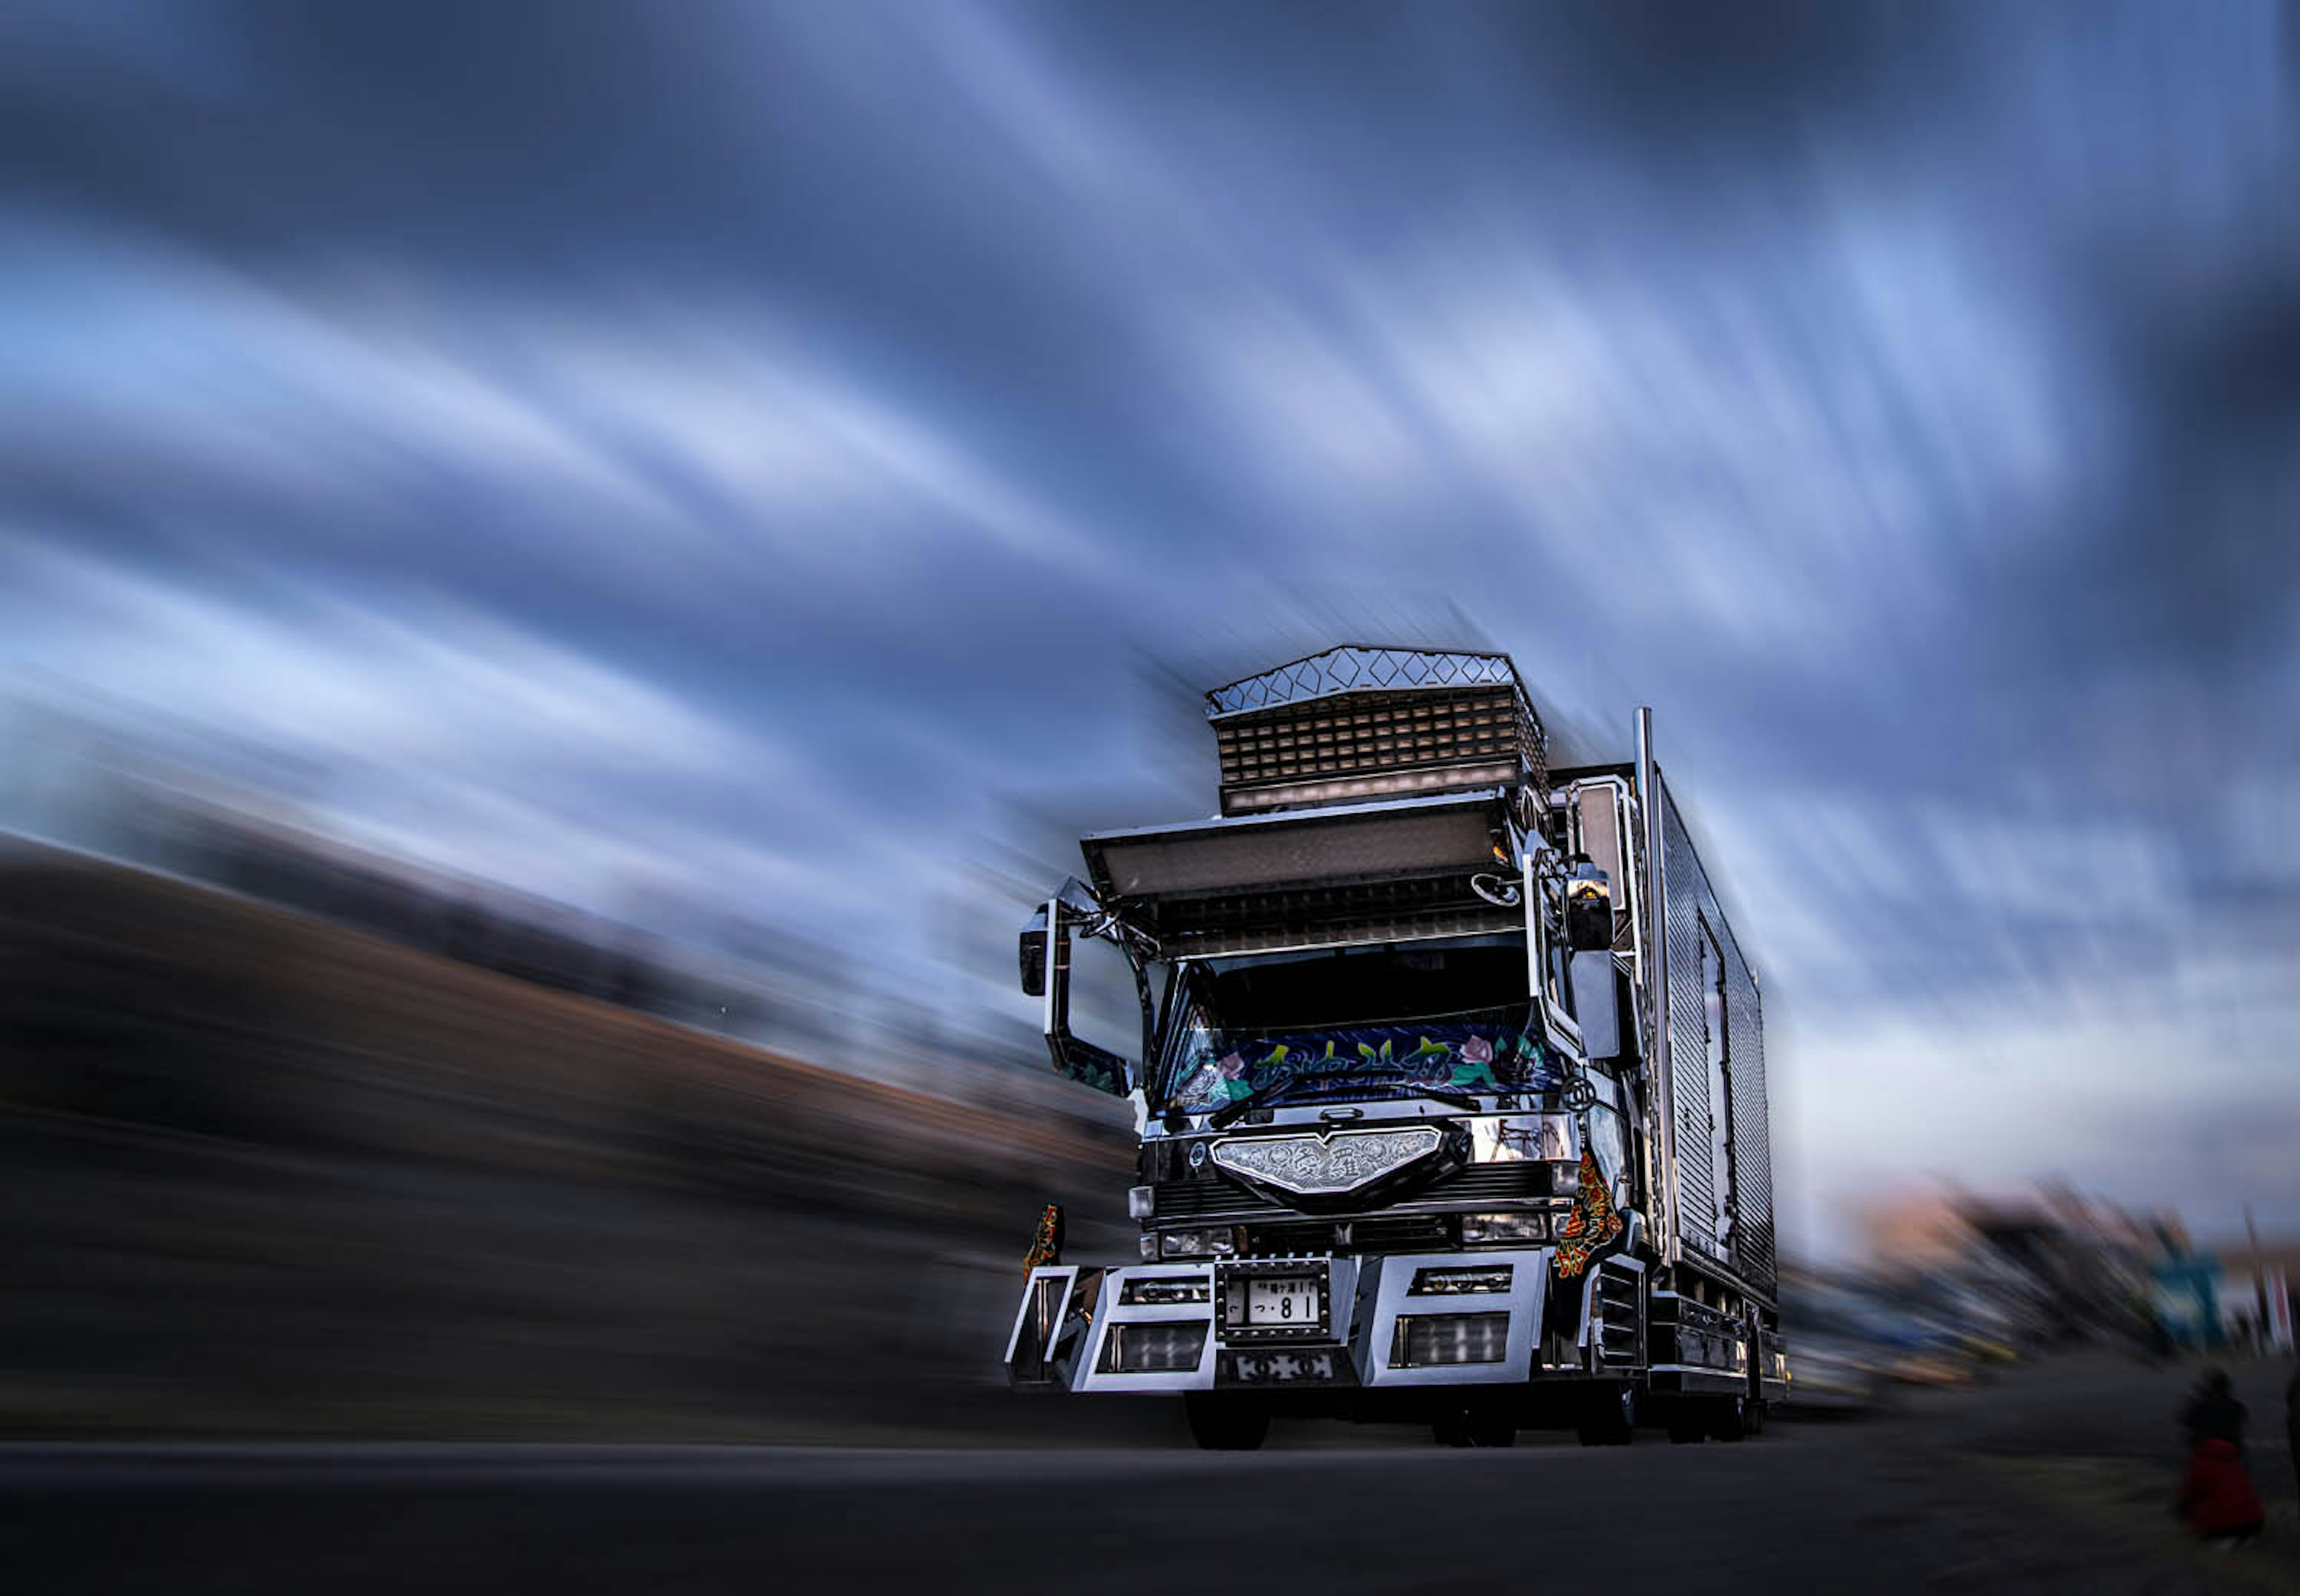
<box><xmin>1638</xmin><ymin>706</ymin><xmax>1681</xmax><ymax>1269</ymax></box>
<box><xmin>1040</xmin><ymin>894</ymin><xmax>1058</xmax><ymax>1041</ymax></box>
<box><xmin>1004</xmin><ymin>1265</ymin><xmax>1078</xmax><ymax>1368</ymax></box>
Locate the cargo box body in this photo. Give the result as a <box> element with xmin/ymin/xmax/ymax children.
<box><xmin>1645</xmin><ymin>768</ymin><xmax>1777</xmax><ymax>1301</ymax></box>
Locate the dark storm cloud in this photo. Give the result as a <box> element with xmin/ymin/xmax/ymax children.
<box><xmin>4</xmin><ymin>1</ymin><xmax>2299</xmax><ymax>1246</ymax></box>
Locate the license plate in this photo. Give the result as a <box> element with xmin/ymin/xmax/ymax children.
<box><xmin>1246</xmin><ymin>1276</ymin><xmax>1320</xmax><ymax>1326</ymax></box>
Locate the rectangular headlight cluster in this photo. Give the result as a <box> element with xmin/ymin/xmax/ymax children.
<box><xmin>1158</xmin><ymin>1227</ymin><xmax>1239</xmax><ymax>1259</ymax></box>
<box><xmin>1393</xmin><ymin>1313</ymin><xmax>1510</xmax><ymax>1368</ymax></box>
<box><xmin>1460</xmin><ymin>1212</ymin><xmax>1549</xmax><ymax>1244</ymax></box>
<box><xmin>1409</xmin><ymin>1265</ymin><xmax>1514</xmax><ymax>1297</ymax></box>
<box><xmin>1121</xmin><ymin>1274</ymin><xmax>1212</xmax><ymax>1306</ymax></box>
<box><xmin>1101</xmin><ymin>1321</ymin><xmax>1208</xmax><ymax>1374</ymax></box>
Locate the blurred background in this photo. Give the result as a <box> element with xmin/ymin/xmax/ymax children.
<box><xmin>2</xmin><ymin>0</ymin><xmax>2298</xmax><ymax>1449</ymax></box>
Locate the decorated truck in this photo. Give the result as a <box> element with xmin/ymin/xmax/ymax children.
<box><xmin>1005</xmin><ymin>646</ymin><xmax>1787</xmax><ymax>1448</ymax></box>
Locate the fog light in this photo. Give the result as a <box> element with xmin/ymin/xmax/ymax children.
<box><xmin>1460</xmin><ymin>1212</ymin><xmax>1548</xmax><ymax>1244</ymax></box>
<box><xmin>1410</xmin><ymin>1265</ymin><xmax>1513</xmax><ymax>1296</ymax></box>
<box><xmin>1393</xmin><ymin>1313</ymin><xmax>1510</xmax><ymax>1367</ymax></box>
<box><xmin>1121</xmin><ymin>1274</ymin><xmax>1212</xmax><ymax>1306</ymax></box>
<box><xmin>1101</xmin><ymin>1321</ymin><xmax>1208</xmax><ymax>1374</ymax></box>
<box><xmin>1159</xmin><ymin>1228</ymin><xmax>1239</xmax><ymax>1260</ymax></box>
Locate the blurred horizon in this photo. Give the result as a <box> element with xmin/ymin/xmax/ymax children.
<box><xmin>5</xmin><ymin>0</ymin><xmax>2300</xmax><ymax>1262</ymax></box>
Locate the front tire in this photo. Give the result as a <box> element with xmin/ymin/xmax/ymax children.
<box><xmin>1184</xmin><ymin>1392</ymin><xmax>1269</xmax><ymax>1451</ymax></box>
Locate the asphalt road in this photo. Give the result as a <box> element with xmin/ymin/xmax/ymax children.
<box><xmin>5</xmin><ymin>1355</ymin><xmax>2293</xmax><ymax>1595</ymax></box>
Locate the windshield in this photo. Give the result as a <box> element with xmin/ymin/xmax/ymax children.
<box><xmin>1158</xmin><ymin>936</ymin><xmax>1560</xmax><ymax>1114</ymax></box>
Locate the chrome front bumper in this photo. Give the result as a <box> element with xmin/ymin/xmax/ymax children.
<box><xmin>1006</xmin><ymin>1249</ymin><xmax>1551</xmax><ymax>1393</ymax></box>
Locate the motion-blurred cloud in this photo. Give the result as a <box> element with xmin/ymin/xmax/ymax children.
<box><xmin>4</xmin><ymin>1</ymin><xmax>2298</xmax><ymax>1252</ymax></box>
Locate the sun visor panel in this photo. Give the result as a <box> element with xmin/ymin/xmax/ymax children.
<box><xmin>1087</xmin><ymin>798</ymin><xmax>1505</xmax><ymax>900</ymax></box>
<box><xmin>1081</xmin><ymin>792</ymin><xmax>1518</xmax><ymax>957</ymax></box>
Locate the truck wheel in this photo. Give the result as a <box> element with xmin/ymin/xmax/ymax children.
<box><xmin>1575</xmin><ymin>1385</ymin><xmax>1636</xmax><ymax>1446</ymax></box>
<box><xmin>1183</xmin><ymin>1392</ymin><xmax>1269</xmax><ymax>1451</ymax></box>
<box><xmin>1708</xmin><ymin>1395</ymin><xmax>1749</xmax><ymax>1443</ymax></box>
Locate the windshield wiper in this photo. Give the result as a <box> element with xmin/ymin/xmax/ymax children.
<box><xmin>1205</xmin><ymin>1079</ymin><xmax>1297</xmax><ymax>1129</ymax></box>
<box><xmin>1412</xmin><ymin>1086</ymin><xmax>1482</xmax><ymax>1112</ymax></box>
<box><xmin>1205</xmin><ymin>1071</ymin><xmax>1371</xmax><ymax>1128</ymax></box>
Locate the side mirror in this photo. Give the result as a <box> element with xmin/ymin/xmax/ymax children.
<box><xmin>1564</xmin><ymin>857</ymin><xmax>1612</xmax><ymax>952</ymax></box>
<box><xmin>1569</xmin><ymin>949</ymin><xmax>1621</xmax><ymax>1061</ymax></box>
<box><xmin>1024</xmin><ymin>888</ymin><xmax>1133</xmax><ymax>1098</ymax></box>
<box><xmin>1019</xmin><ymin>878</ymin><xmax>1102</xmax><ymax>998</ymax></box>
<box><xmin>1019</xmin><ymin>905</ymin><xmax>1049</xmax><ymax>998</ymax></box>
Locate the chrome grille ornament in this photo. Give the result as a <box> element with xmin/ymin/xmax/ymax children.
<box><xmin>1210</xmin><ymin>1126</ymin><xmax>1443</xmax><ymax>1197</ymax></box>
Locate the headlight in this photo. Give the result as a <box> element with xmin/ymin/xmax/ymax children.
<box><xmin>1460</xmin><ymin>1212</ymin><xmax>1549</xmax><ymax>1244</ymax></box>
<box><xmin>1127</xmin><ymin>1185</ymin><xmax>1156</xmax><ymax>1219</ymax></box>
<box><xmin>1158</xmin><ymin>1227</ymin><xmax>1239</xmax><ymax>1259</ymax></box>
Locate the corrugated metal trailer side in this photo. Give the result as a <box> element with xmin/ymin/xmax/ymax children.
<box><xmin>1638</xmin><ymin>718</ymin><xmax>1778</xmax><ymax>1304</ymax></box>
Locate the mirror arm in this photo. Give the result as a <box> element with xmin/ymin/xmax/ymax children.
<box><xmin>1041</xmin><ymin>895</ymin><xmax>1134</xmax><ymax>1097</ymax></box>
<box><xmin>1121</xmin><ymin>937</ymin><xmax>1157</xmax><ymax>1097</ymax></box>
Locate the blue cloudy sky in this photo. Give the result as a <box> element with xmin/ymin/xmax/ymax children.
<box><xmin>3</xmin><ymin>2</ymin><xmax>2298</xmax><ymax>1252</ymax></box>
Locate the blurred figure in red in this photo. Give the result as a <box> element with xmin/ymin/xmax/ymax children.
<box><xmin>2177</xmin><ymin>1438</ymin><xmax>2264</xmax><ymax>1547</ymax></box>
<box><xmin>2175</xmin><ymin>1371</ymin><xmax>2263</xmax><ymax>1548</ymax></box>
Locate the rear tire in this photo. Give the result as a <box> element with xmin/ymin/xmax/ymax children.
<box><xmin>1708</xmin><ymin>1395</ymin><xmax>1750</xmax><ymax>1443</ymax></box>
<box><xmin>1184</xmin><ymin>1392</ymin><xmax>1269</xmax><ymax>1452</ymax></box>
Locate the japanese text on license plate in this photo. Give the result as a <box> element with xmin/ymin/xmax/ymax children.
<box><xmin>1246</xmin><ymin>1277</ymin><xmax>1319</xmax><ymax>1325</ymax></box>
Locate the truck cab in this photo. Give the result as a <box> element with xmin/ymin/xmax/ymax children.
<box><xmin>1004</xmin><ymin>646</ymin><xmax>1786</xmax><ymax>1448</ymax></box>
